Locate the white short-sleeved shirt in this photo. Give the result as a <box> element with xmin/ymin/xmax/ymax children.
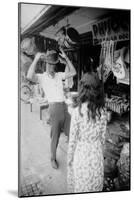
<box><xmin>37</xmin><ymin>72</ymin><xmax>65</xmax><ymax>103</ymax></box>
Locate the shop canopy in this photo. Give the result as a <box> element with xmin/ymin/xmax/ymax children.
<box><xmin>21</xmin><ymin>5</ymin><xmax>118</xmax><ymax>39</ymax></box>
<box><xmin>21</xmin><ymin>5</ymin><xmax>79</xmax><ymax>38</ymax></box>
<box><xmin>21</xmin><ymin>5</ymin><xmax>129</xmax><ymax>45</ymax></box>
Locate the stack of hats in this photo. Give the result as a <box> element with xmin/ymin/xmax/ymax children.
<box><xmin>21</xmin><ymin>37</ymin><xmax>37</xmax><ymax>55</ymax></box>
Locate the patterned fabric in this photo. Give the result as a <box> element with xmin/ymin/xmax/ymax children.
<box><xmin>67</xmin><ymin>103</ymin><xmax>107</xmax><ymax>193</ymax></box>
<box><xmin>117</xmin><ymin>143</ymin><xmax>130</xmax><ymax>187</ymax></box>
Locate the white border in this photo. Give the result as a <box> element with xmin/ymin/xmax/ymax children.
<box><xmin>0</xmin><ymin>0</ymin><xmax>133</xmax><ymax>199</ymax></box>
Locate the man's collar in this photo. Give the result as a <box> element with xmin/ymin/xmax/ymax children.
<box><xmin>47</xmin><ymin>72</ymin><xmax>56</xmax><ymax>79</ymax></box>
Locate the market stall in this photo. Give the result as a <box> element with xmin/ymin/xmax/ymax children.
<box><xmin>92</xmin><ymin>11</ymin><xmax>130</xmax><ymax>191</ymax></box>
<box><xmin>20</xmin><ymin>5</ymin><xmax>130</xmax><ymax>191</ymax></box>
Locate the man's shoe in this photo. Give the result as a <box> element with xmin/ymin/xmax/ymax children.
<box><xmin>51</xmin><ymin>159</ymin><xmax>58</xmax><ymax>169</ymax></box>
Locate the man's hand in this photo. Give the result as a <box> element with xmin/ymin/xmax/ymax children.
<box><xmin>59</xmin><ymin>56</ymin><xmax>67</xmax><ymax>65</ymax></box>
<box><xmin>59</xmin><ymin>47</ymin><xmax>67</xmax><ymax>59</ymax></box>
<box><xmin>59</xmin><ymin>47</ymin><xmax>76</xmax><ymax>79</ymax></box>
<box><xmin>35</xmin><ymin>52</ymin><xmax>46</xmax><ymax>61</ymax></box>
<box><xmin>27</xmin><ymin>52</ymin><xmax>45</xmax><ymax>81</ymax></box>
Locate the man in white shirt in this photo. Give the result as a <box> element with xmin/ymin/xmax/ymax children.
<box><xmin>27</xmin><ymin>48</ymin><xmax>76</xmax><ymax>169</ymax></box>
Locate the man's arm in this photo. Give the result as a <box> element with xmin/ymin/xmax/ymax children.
<box><xmin>27</xmin><ymin>52</ymin><xmax>45</xmax><ymax>82</ymax></box>
<box><xmin>59</xmin><ymin>48</ymin><xmax>76</xmax><ymax>79</ymax></box>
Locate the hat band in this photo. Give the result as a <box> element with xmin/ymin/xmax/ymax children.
<box><xmin>45</xmin><ymin>58</ymin><xmax>59</xmax><ymax>64</ymax></box>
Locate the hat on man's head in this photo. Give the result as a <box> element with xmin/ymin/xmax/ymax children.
<box><xmin>45</xmin><ymin>50</ymin><xmax>59</xmax><ymax>65</ymax></box>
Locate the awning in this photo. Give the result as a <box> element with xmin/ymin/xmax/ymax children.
<box><xmin>21</xmin><ymin>5</ymin><xmax>79</xmax><ymax>38</ymax></box>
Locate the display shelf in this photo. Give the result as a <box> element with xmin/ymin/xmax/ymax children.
<box><xmin>105</xmin><ymin>96</ymin><xmax>129</xmax><ymax>115</ymax></box>
<box><xmin>117</xmin><ymin>78</ymin><xmax>130</xmax><ymax>85</ymax></box>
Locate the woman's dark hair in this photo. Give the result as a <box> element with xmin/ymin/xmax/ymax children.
<box><xmin>83</xmin><ymin>57</ymin><xmax>94</xmax><ymax>73</ymax></box>
<box><xmin>77</xmin><ymin>72</ymin><xmax>105</xmax><ymax>121</ymax></box>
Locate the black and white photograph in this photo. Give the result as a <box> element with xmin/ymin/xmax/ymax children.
<box><xmin>18</xmin><ymin>2</ymin><xmax>130</xmax><ymax>197</ymax></box>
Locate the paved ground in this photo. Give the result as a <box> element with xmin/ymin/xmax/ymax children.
<box><xmin>19</xmin><ymin>101</ymin><xmax>69</xmax><ymax>197</ymax></box>
<box><xmin>19</xmin><ymin>101</ymin><xmax>128</xmax><ymax>196</ymax></box>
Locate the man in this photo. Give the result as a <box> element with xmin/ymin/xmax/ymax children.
<box><xmin>27</xmin><ymin>48</ymin><xmax>76</xmax><ymax>169</ymax></box>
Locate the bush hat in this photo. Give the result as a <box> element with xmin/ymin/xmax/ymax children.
<box><xmin>45</xmin><ymin>50</ymin><xmax>59</xmax><ymax>65</ymax></box>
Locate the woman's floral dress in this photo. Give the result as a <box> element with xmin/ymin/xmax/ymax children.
<box><xmin>67</xmin><ymin>103</ymin><xmax>107</xmax><ymax>193</ymax></box>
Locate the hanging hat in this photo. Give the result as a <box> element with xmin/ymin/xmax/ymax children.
<box><xmin>57</xmin><ymin>27</ymin><xmax>80</xmax><ymax>49</ymax></box>
<box><xmin>66</xmin><ymin>27</ymin><xmax>80</xmax><ymax>45</ymax></box>
<box><xmin>45</xmin><ymin>50</ymin><xmax>59</xmax><ymax>65</ymax></box>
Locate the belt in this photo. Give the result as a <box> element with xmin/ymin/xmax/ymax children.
<box><xmin>49</xmin><ymin>102</ymin><xmax>65</xmax><ymax>105</ymax></box>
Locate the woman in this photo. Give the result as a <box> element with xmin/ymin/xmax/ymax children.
<box><xmin>67</xmin><ymin>72</ymin><xmax>107</xmax><ymax>193</ymax></box>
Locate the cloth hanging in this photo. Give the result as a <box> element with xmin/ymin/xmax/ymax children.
<box><xmin>65</xmin><ymin>64</ymin><xmax>74</xmax><ymax>88</ymax></box>
<box><xmin>112</xmin><ymin>56</ymin><xmax>126</xmax><ymax>79</ymax></box>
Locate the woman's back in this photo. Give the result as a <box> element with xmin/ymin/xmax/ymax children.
<box><xmin>73</xmin><ymin>103</ymin><xmax>107</xmax><ymax>144</ymax></box>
